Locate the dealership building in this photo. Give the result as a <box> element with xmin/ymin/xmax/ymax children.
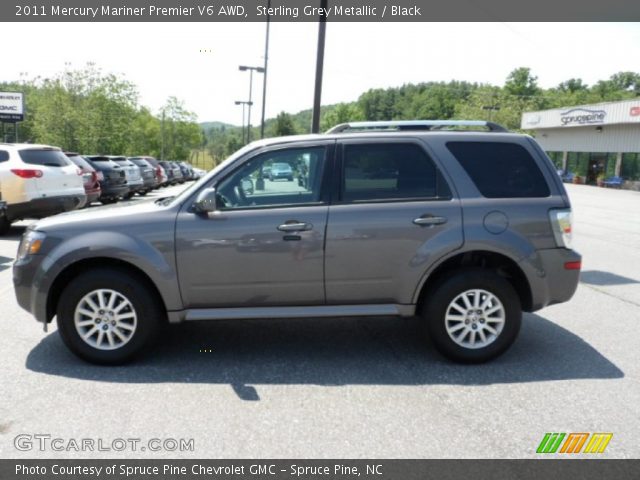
<box><xmin>521</xmin><ymin>99</ymin><xmax>640</xmax><ymax>186</ymax></box>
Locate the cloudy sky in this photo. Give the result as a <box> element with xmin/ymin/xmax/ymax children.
<box><xmin>1</xmin><ymin>22</ymin><xmax>639</xmax><ymax>125</ymax></box>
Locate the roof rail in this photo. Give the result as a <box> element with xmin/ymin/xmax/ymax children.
<box><xmin>326</xmin><ymin>120</ymin><xmax>509</xmax><ymax>133</ymax></box>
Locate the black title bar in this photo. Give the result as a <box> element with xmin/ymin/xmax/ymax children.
<box><xmin>3</xmin><ymin>460</ymin><xmax>640</xmax><ymax>480</ymax></box>
<box><xmin>5</xmin><ymin>0</ymin><xmax>640</xmax><ymax>21</ymax></box>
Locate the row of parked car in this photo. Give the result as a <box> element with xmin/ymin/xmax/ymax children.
<box><xmin>67</xmin><ymin>154</ymin><xmax>200</xmax><ymax>204</ymax></box>
<box><xmin>0</xmin><ymin>143</ymin><xmax>204</xmax><ymax>234</ymax></box>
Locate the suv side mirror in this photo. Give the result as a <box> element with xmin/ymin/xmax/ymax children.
<box><xmin>193</xmin><ymin>187</ymin><xmax>217</xmax><ymax>214</ymax></box>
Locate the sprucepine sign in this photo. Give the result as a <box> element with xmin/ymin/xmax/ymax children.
<box><xmin>0</xmin><ymin>92</ymin><xmax>25</xmax><ymax>121</ymax></box>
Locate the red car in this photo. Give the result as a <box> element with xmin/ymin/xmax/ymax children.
<box><xmin>65</xmin><ymin>153</ymin><xmax>102</xmax><ymax>207</ymax></box>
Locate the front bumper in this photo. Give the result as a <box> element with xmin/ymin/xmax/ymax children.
<box><xmin>13</xmin><ymin>253</ymin><xmax>44</xmax><ymax>323</ymax></box>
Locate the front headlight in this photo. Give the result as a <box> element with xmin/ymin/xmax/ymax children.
<box><xmin>17</xmin><ymin>230</ymin><xmax>46</xmax><ymax>260</ymax></box>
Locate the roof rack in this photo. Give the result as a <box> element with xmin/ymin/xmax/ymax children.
<box><xmin>326</xmin><ymin>120</ymin><xmax>509</xmax><ymax>134</ymax></box>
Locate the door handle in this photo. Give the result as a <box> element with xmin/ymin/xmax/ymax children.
<box><xmin>277</xmin><ymin>222</ymin><xmax>313</xmax><ymax>232</ymax></box>
<box><xmin>413</xmin><ymin>215</ymin><xmax>447</xmax><ymax>226</ymax></box>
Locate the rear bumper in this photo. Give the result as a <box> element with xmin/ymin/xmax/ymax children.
<box><xmin>127</xmin><ymin>179</ymin><xmax>144</xmax><ymax>192</ymax></box>
<box><xmin>5</xmin><ymin>195</ymin><xmax>87</xmax><ymax>221</ymax></box>
<box><xmin>522</xmin><ymin>248</ymin><xmax>582</xmax><ymax>311</ymax></box>
<box><xmin>142</xmin><ymin>177</ymin><xmax>157</xmax><ymax>189</ymax></box>
<box><xmin>99</xmin><ymin>184</ymin><xmax>128</xmax><ymax>199</ymax></box>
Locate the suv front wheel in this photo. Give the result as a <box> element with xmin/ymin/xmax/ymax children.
<box><xmin>422</xmin><ymin>268</ymin><xmax>521</xmax><ymax>363</ymax></box>
<box><xmin>56</xmin><ymin>268</ymin><xmax>163</xmax><ymax>365</ymax></box>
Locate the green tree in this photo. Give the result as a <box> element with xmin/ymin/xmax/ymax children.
<box><xmin>505</xmin><ymin>67</ymin><xmax>540</xmax><ymax>98</ymax></box>
<box><xmin>272</xmin><ymin>111</ymin><xmax>297</xmax><ymax>136</ymax></box>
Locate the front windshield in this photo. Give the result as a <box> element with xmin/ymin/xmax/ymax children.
<box><xmin>164</xmin><ymin>143</ymin><xmax>259</xmax><ymax>207</ymax></box>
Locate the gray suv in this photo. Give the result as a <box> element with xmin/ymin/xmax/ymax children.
<box><xmin>13</xmin><ymin>120</ymin><xmax>581</xmax><ymax>364</ymax></box>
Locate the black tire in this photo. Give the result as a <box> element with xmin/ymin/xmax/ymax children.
<box><xmin>421</xmin><ymin>268</ymin><xmax>521</xmax><ymax>363</ymax></box>
<box><xmin>138</xmin><ymin>190</ymin><xmax>148</xmax><ymax>196</ymax></box>
<box><xmin>123</xmin><ymin>192</ymin><xmax>135</xmax><ymax>200</ymax></box>
<box><xmin>100</xmin><ymin>198</ymin><xmax>117</xmax><ymax>205</ymax></box>
<box><xmin>0</xmin><ymin>216</ymin><xmax>11</xmax><ymax>235</ymax></box>
<box><xmin>56</xmin><ymin>268</ymin><xmax>164</xmax><ymax>365</ymax></box>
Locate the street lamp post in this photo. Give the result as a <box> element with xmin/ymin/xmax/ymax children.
<box><xmin>235</xmin><ymin>100</ymin><xmax>252</xmax><ymax>144</ymax></box>
<box><xmin>239</xmin><ymin>65</ymin><xmax>265</xmax><ymax>143</ymax></box>
<box><xmin>260</xmin><ymin>0</ymin><xmax>271</xmax><ymax>139</ymax></box>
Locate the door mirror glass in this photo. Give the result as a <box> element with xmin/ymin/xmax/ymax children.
<box><xmin>193</xmin><ymin>187</ymin><xmax>217</xmax><ymax>213</ymax></box>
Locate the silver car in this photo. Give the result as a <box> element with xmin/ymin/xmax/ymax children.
<box><xmin>14</xmin><ymin>120</ymin><xmax>581</xmax><ymax>365</ymax></box>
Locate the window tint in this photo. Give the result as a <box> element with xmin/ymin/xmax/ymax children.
<box><xmin>0</xmin><ymin>150</ymin><xmax>8</xmax><ymax>162</ymax></box>
<box><xmin>19</xmin><ymin>149</ymin><xmax>70</xmax><ymax>167</ymax></box>
<box><xmin>67</xmin><ymin>155</ymin><xmax>94</xmax><ymax>171</ymax></box>
<box><xmin>447</xmin><ymin>142</ymin><xmax>550</xmax><ymax>198</ymax></box>
<box><xmin>342</xmin><ymin>143</ymin><xmax>443</xmax><ymax>202</ymax></box>
<box><xmin>217</xmin><ymin>146</ymin><xmax>326</xmax><ymax>210</ymax></box>
<box><xmin>131</xmin><ymin>158</ymin><xmax>151</xmax><ymax>167</ymax></box>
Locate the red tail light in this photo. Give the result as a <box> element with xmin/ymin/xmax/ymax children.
<box><xmin>564</xmin><ymin>261</ymin><xmax>582</xmax><ymax>270</ymax></box>
<box><xmin>11</xmin><ymin>169</ymin><xmax>43</xmax><ymax>179</ymax></box>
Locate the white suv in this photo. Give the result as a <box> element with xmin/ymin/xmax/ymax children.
<box><xmin>0</xmin><ymin>144</ymin><xmax>86</xmax><ymax>234</ymax></box>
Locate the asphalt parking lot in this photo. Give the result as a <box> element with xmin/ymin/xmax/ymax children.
<box><xmin>0</xmin><ymin>183</ymin><xmax>639</xmax><ymax>458</ymax></box>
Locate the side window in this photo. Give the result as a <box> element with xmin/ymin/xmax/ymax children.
<box><xmin>342</xmin><ymin>143</ymin><xmax>446</xmax><ymax>202</ymax></box>
<box><xmin>216</xmin><ymin>146</ymin><xmax>326</xmax><ymax>210</ymax></box>
<box><xmin>447</xmin><ymin>141</ymin><xmax>550</xmax><ymax>198</ymax></box>
<box><xmin>0</xmin><ymin>150</ymin><xmax>8</xmax><ymax>162</ymax></box>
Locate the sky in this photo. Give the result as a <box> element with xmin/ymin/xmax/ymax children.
<box><xmin>1</xmin><ymin>22</ymin><xmax>640</xmax><ymax>126</ymax></box>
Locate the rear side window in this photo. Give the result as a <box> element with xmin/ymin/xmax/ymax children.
<box><xmin>68</xmin><ymin>155</ymin><xmax>94</xmax><ymax>171</ymax></box>
<box><xmin>342</xmin><ymin>143</ymin><xmax>449</xmax><ymax>202</ymax></box>
<box><xmin>131</xmin><ymin>159</ymin><xmax>151</xmax><ymax>167</ymax></box>
<box><xmin>446</xmin><ymin>142</ymin><xmax>550</xmax><ymax>198</ymax></box>
<box><xmin>19</xmin><ymin>149</ymin><xmax>70</xmax><ymax>167</ymax></box>
<box><xmin>0</xmin><ymin>150</ymin><xmax>8</xmax><ymax>162</ymax></box>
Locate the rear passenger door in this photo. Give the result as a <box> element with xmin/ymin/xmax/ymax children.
<box><xmin>324</xmin><ymin>139</ymin><xmax>463</xmax><ymax>306</ymax></box>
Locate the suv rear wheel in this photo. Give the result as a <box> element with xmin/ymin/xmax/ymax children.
<box><xmin>56</xmin><ymin>268</ymin><xmax>163</xmax><ymax>365</ymax></box>
<box><xmin>422</xmin><ymin>268</ymin><xmax>521</xmax><ymax>363</ymax></box>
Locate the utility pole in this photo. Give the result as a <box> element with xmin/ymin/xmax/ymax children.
<box><xmin>260</xmin><ymin>0</ymin><xmax>271</xmax><ymax>139</ymax></box>
<box><xmin>161</xmin><ymin>109</ymin><xmax>165</xmax><ymax>160</ymax></box>
<box><xmin>311</xmin><ymin>0</ymin><xmax>328</xmax><ymax>133</ymax></box>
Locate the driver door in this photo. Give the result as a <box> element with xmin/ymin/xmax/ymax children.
<box><xmin>176</xmin><ymin>142</ymin><xmax>334</xmax><ymax>308</ymax></box>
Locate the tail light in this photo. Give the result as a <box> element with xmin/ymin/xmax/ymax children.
<box><xmin>549</xmin><ymin>209</ymin><xmax>573</xmax><ymax>249</ymax></box>
<box><xmin>11</xmin><ymin>169</ymin><xmax>43</xmax><ymax>179</ymax></box>
<box><xmin>96</xmin><ymin>171</ymin><xmax>105</xmax><ymax>181</ymax></box>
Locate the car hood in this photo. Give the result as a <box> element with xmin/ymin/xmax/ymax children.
<box><xmin>33</xmin><ymin>199</ymin><xmax>173</xmax><ymax>232</ymax></box>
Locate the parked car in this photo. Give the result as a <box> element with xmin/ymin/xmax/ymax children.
<box><xmin>556</xmin><ymin>169</ymin><xmax>574</xmax><ymax>183</ymax></box>
<box><xmin>14</xmin><ymin>120</ymin><xmax>581</xmax><ymax>365</ymax></box>
<box><xmin>0</xmin><ymin>144</ymin><xmax>86</xmax><ymax>235</ymax></box>
<box><xmin>603</xmin><ymin>176</ymin><xmax>623</xmax><ymax>188</ymax></box>
<box><xmin>85</xmin><ymin>156</ymin><xmax>129</xmax><ymax>204</ymax></box>
<box><xmin>169</xmin><ymin>162</ymin><xmax>185</xmax><ymax>184</ymax></box>
<box><xmin>159</xmin><ymin>161</ymin><xmax>182</xmax><ymax>185</ymax></box>
<box><xmin>192</xmin><ymin>168</ymin><xmax>207</xmax><ymax>180</ymax></box>
<box><xmin>268</xmin><ymin>162</ymin><xmax>294</xmax><ymax>181</ymax></box>
<box><xmin>158</xmin><ymin>161</ymin><xmax>175</xmax><ymax>185</ymax></box>
<box><xmin>107</xmin><ymin>156</ymin><xmax>144</xmax><ymax>199</ymax></box>
<box><xmin>140</xmin><ymin>157</ymin><xmax>168</xmax><ymax>188</ymax></box>
<box><xmin>177</xmin><ymin>162</ymin><xmax>194</xmax><ymax>181</ymax></box>
<box><xmin>65</xmin><ymin>153</ymin><xmax>102</xmax><ymax>207</ymax></box>
<box><xmin>128</xmin><ymin>157</ymin><xmax>158</xmax><ymax>195</ymax></box>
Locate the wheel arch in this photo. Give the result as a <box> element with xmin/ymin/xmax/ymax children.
<box><xmin>46</xmin><ymin>257</ymin><xmax>168</xmax><ymax>323</ymax></box>
<box><xmin>414</xmin><ymin>250</ymin><xmax>533</xmax><ymax>312</ymax></box>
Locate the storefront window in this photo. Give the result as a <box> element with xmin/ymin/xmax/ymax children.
<box><xmin>567</xmin><ymin>152</ymin><xmax>589</xmax><ymax>177</ymax></box>
<box><xmin>604</xmin><ymin>153</ymin><xmax>617</xmax><ymax>178</ymax></box>
<box><xmin>621</xmin><ymin>153</ymin><xmax>640</xmax><ymax>180</ymax></box>
<box><xmin>546</xmin><ymin>151</ymin><xmax>563</xmax><ymax>169</ymax></box>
